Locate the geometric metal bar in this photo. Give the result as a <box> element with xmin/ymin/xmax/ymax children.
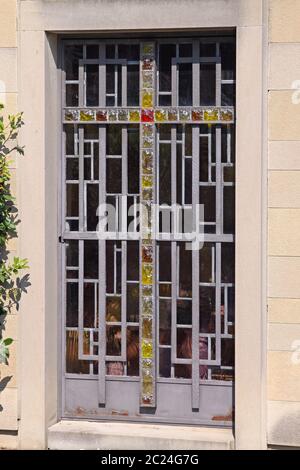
<box><xmin>121</xmin><ymin>127</ymin><xmax>128</xmax><ymax>362</ymax></box>
<box><xmin>171</xmin><ymin>58</ymin><xmax>177</xmax><ymax>107</ymax></box>
<box><xmin>99</xmin><ymin>44</ymin><xmax>106</xmax><ymax>108</ymax></box>
<box><xmin>192</xmin><ymin>125</ymin><xmax>200</xmax><ymax>409</ymax></box>
<box><xmin>192</xmin><ymin>40</ymin><xmax>200</xmax><ymax>107</ymax></box>
<box><xmin>78</xmin><ymin>239</ymin><xmax>84</xmax><ymax>359</ymax></box>
<box><xmin>216</xmin><ymin>43</ymin><xmax>222</xmax><ymax>108</ymax></box>
<box><xmin>98</xmin><ymin>126</ymin><xmax>106</xmax><ymax>406</ymax></box>
<box><xmin>171</xmin><ymin>126</ymin><xmax>177</xmax><ymax>367</ymax></box>
<box><xmin>192</xmin><ymin>37</ymin><xmax>200</xmax><ymax>410</ymax></box>
<box><xmin>215</xmin><ymin>242</ymin><xmax>222</xmax><ymax>365</ymax></box>
<box><xmin>216</xmin><ymin>126</ymin><xmax>222</xmax><ymax>235</ymax></box>
<box><xmin>62</xmin><ymin>231</ymin><xmax>235</xmax><ymax>244</ymax></box>
<box><xmin>79</xmin><ymin>127</ymin><xmax>84</xmax><ymax>232</ymax></box>
<box><xmin>62</xmin><ymin>38</ymin><xmax>236</xmax><ymax>420</ymax></box>
<box><xmin>77</xmin><ymin>125</ymin><xmax>85</xmax><ymax>360</ymax></box>
<box><xmin>98</xmin><ymin>45</ymin><xmax>107</xmax><ymax>410</ymax></box>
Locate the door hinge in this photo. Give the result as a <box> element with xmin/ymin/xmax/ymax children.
<box><xmin>58</xmin><ymin>235</ymin><xmax>65</xmax><ymax>244</ymax></box>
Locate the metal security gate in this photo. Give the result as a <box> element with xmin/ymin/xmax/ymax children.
<box><xmin>61</xmin><ymin>36</ymin><xmax>235</xmax><ymax>425</ymax></box>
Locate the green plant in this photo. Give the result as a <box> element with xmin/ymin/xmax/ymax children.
<box><xmin>0</xmin><ymin>103</ymin><xmax>28</xmax><ymax>365</ymax></box>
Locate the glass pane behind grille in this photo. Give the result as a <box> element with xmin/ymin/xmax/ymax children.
<box><xmin>63</xmin><ymin>37</ymin><xmax>236</xmax><ymax>423</ymax></box>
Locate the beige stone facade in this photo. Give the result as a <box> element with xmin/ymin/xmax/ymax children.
<box><xmin>0</xmin><ymin>0</ymin><xmax>299</xmax><ymax>449</ymax></box>
<box><xmin>268</xmin><ymin>0</ymin><xmax>300</xmax><ymax>448</ymax></box>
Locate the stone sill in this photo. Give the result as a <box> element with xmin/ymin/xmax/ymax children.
<box><xmin>48</xmin><ymin>420</ymin><xmax>234</xmax><ymax>450</ymax></box>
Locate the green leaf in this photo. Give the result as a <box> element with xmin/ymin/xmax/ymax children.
<box><xmin>3</xmin><ymin>337</ymin><xmax>13</xmax><ymax>346</ymax></box>
<box><xmin>0</xmin><ymin>338</ymin><xmax>10</xmax><ymax>364</ymax></box>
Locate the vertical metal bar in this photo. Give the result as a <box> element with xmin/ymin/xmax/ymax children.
<box><xmin>216</xmin><ymin>43</ymin><xmax>222</xmax><ymax>107</ymax></box>
<box><xmin>74</xmin><ymin>126</ymin><xmax>79</xmax><ymax>157</ymax></box>
<box><xmin>176</xmin><ymin>245</ymin><xmax>180</xmax><ymax>298</ymax></box>
<box><xmin>192</xmin><ymin>39</ymin><xmax>200</xmax><ymax>407</ymax></box>
<box><xmin>156</xmin><ymin>43</ymin><xmax>160</xmax><ymax>105</ymax></box>
<box><xmin>171</xmin><ymin>59</ymin><xmax>177</xmax><ymax>107</ymax></box>
<box><xmin>171</xmin><ymin>125</ymin><xmax>177</xmax><ymax>233</ymax></box>
<box><xmin>115</xmin><ymin>195</ymin><xmax>119</xmax><ymax>234</ymax></box>
<box><xmin>182</xmin><ymin>162</ymin><xmax>186</xmax><ymax>208</ymax></box>
<box><xmin>171</xmin><ymin>126</ymin><xmax>177</xmax><ymax>365</ymax></box>
<box><xmin>208</xmin><ymin>133</ymin><xmax>212</xmax><ymax>183</ymax></box>
<box><xmin>192</xmin><ymin>40</ymin><xmax>200</xmax><ymax>107</ymax></box>
<box><xmin>83</xmin><ymin>182</ymin><xmax>87</xmax><ymax>231</ymax></box>
<box><xmin>192</xmin><ymin>125</ymin><xmax>200</xmax><ymax>409</ymax></box>
<box><xmin>99</xmin><ymin>43</ymin><xmax>106</xmax><ymax>107</ymax></box>
<box><xmin>98</xmin><ymin>125</ymin><xmax>106</xmax><ymax>405</ymax></box>
<box><xmin>79</xmin><ymin>60</ymin><xmax>84</xmax><ymax>107</ymax></box>
<box><xmin>89</xmin><ymin>329</ymin><xmax>93</xmax><ymax>374</ymax></box>
<box><xmin>227</xmin><ymin>126</ymin><xmax>231</xmax><ymax>164</ymax></box>
<box><xmin>113</xmin><ymin>242</ymin><xmax>117</xmax><ymax>293</ymax></box>
<box><xmin>121</xmin><ymin>126</ymin><xmax>128</xmax><ymax>362</ymax></box>
<box><xmin>121</xmin><ymin>127</ymin><xmax>128</xmax><ymax>236</ymax></box>
<box><xmin>94</xmin><ymin>281</ymin><xmax>98</xmax><ymax>329</ymax></box>
<box><xmin>215</xmin><ymin>123</ymin><xmax>223</xmax><ymax>366</ymax></box>
<box><xmin>122</xmin><ymin>63</ymin><xmax>127</xmax><ymax>107</ymax></box>
<box><xmin>215</xmin><ymin>242</ymin><xmax>221</xmax><ymax>365</ymax></box>
<box><xmin>134</xmin><ymin>196</ymin><xmax>137</xmax><ymax>233</ymax></box>
<box><xmin>113</xmin><ymin>64</ymin><xmax>117</xmax><ymax>107</ymax></box>
<box><xmin>216</xmin><ymin>126</ymin><xmax>222</xmax><ymax>235</ymax></box>
<box><xmin>62</xmin><ymin>129</ymin><xmax>67</xmax><ymax>232</ymax></box>
<box><xmin>152</xmin><ymin>121</ymin><xmax>157</xmax><ymax>401</ymax></box>
<box><xmin>121</xmin><ymin>243</ymin><xmax>127</xmax><ymax>361</ymax></box>
<box><xmin>79</xmin><ymin>127</ymin><xmax>84</xmax><ymax>232</ymax></box>
<box><xmin>156</xmin><ymin>126</ymin><xmax>160</xmax><ymax>230</ymax></box>
<box><xmin>78</xmin><ymin>239</ymin><xmax>84</xmax><ymax>358</ymax></box>
<box><xmin>156</xmin><ymin>243</ymin><xmax>160</xmax><ymax>376</ymax></box>
<box><xmin>91</xmin><ymin>142</ymin><xmax>95</xmax><ymax>181</ymax></box>
<box><xmin>211</xmin><ymin>244</ymin><xmax>215</xmax><ymax>284</ymax></box>
<box><xmin>224</xmin><ymin>285</ymin><xmax>228</xmax><ymax>335</ymax></box>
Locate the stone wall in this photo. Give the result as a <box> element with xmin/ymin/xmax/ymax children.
<box><xmin>268</xmin><ymin>0</ymin><xmax>300</xmax><ymax>448</ymax></box>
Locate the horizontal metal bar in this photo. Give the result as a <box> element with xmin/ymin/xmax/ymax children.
<box><xmin>79</xmin><ymin>58</ymin><xmax>127</xmax><ymax>65</ymax></box>
<box><xmin>172</xmin><ymin>57</ymin><xmax>193</xmax><ymax>64</ymax></box>
<box><xmin>65</xmin><ymin>373</ymin><xmax>233</xmax><ymax>387</ymax></box>
<box><xmin>106</xmin><ymin>355</ymin><xmax>124</xmax><ymax>361</ymax></box>
<box><xmin>199</xmin><ymin>283</ymin><xmax>234</xmax><ymax>287</ymax></box>
<box><xmin>199</xmin><ymin>57</ymin><xmax>220</xmax><ymax>63</ymax></box>
<box><xmin>78</xmin><ymin>353</ymin><xmax>98</xmax><ymax>361</ymax></box>
<box><xmin>173</xmin><ymin>358</ymin><xmax>192</xmax><ymax>365</ymax></box>
<box><xmin>62</xmin><ymin>231</ymin><xmax>235</xmax><ymax>243</ymax></box>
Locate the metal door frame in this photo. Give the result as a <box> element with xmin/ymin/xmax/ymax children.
<box><xmin>60</xmin><ymin>35</ymin><xmax>235</xmax><ymax>426</ymax></box>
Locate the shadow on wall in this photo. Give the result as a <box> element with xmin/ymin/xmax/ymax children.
<box><xmin>269</xmin><ymin>407</ymin><xmax>300</xmax><ymax>448</ymax></box>
<box><xmin>0</xmin><ymin>244</ymin><xmax>30</xmax><ymax>415</ymax></box>
<box><xmin>0</xmin><ymin>376</ymin><xmax>12</xmax><ymax>412</ymax></box>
